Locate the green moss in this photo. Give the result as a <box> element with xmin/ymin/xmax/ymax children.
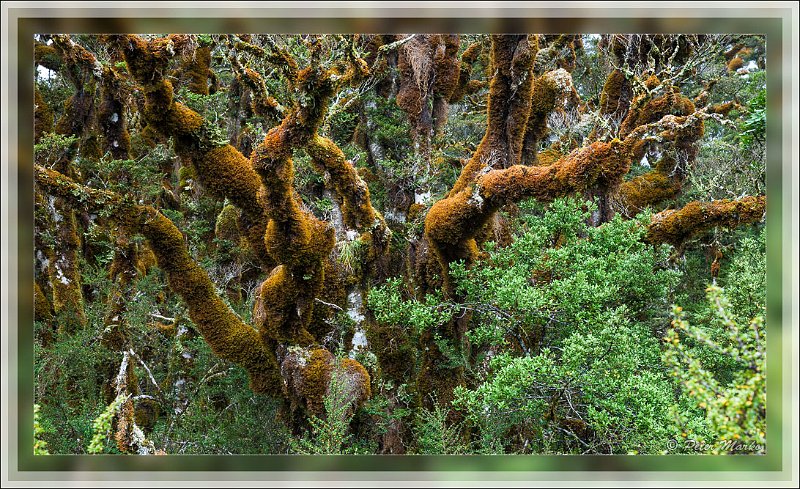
<box><xmin>34</xmin><ymin>88</ymin><xmax>54</xmax><ymax>143</ymax></box>
<box><xmin>34</xmin><ymin>281</ymin><xmax>53</xmax><ymax>324</ymax></box>
<box><xmin>133</xmin><ymin>397</ymin><xmax>160</xmax><ymax>432</ymax></box>
<box><xmin>35</xmin><ymin>43</ymin><xmax>62</xmax><ymax>71</ymax></box>
<box><xmin>215</xmin><ymin>204</ymin><xmax>241</xmax><ymax>242</ymax></box>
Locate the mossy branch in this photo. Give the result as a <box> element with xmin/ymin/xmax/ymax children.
<box><xmin>449</xmin><ymin>41</ymin><xmax>485</xmax><ymax>103</ymax></box>
<box><xmin>35</xmin><ymin>164</ymin><xmax>282</xmax><ymax>394</ymax></box>
<box><xmin>305</xmin><ymin>134</ymin><xmax>390</xmax><ymax>252</ymax></box>
<box><xmin>425</xmin><ymin>35</ymin><xmax>540</xmax><ymax>271</ymax></box>
<box><xmin>119</xmin><ymin>34</ymin><xmax>273</xmax><ymax>267</ymax></box>
<box><xmin>645</xmin><ymin>195</ymin><xmax>766</xmax><ymax>246</ymax></box>
<box><xmin>426</xmin><ymin>139</ymin><xmax>631</xmax><ymax>267</ymax></box>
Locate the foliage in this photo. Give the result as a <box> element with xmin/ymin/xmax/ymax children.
<box><xmin>34</xmin><ymin>132</ymin><xmax>78</xmax><ymax>167</ymax></box>
<box><xmin>452</xmin><ymin>198</ymin><xmax>679</xmax><ymax>352</ymax></box>
<box><xmin>663</xmin><ymin>286</ymin><xmax>766</xmax><ymax>453</ymax></box>
<box><xmin>738</xmin><ymin>83</ymin><xmax>766</xmax><ymax>149</ymax></box>
<box><xmin>448</xmin><ymin>198</ymin><xmax>682</xmax><ymax>453</ymax></box>
<box><xmin>32</xmin><ymin>33</ymin><xmax>768</xmax><ymax>456</ymax></box>
<box><xmin>33</xmin><ymin>404</ymin><xmax>49</xmax><ymax>455</ymax></box>
<box><xmin>150</xmin><ymin>335</ymin><xmax>290</xmax><ymax>454</ymax></box>
<box><xmin>292</xmin><ymin>366</ymin><xmax>359</xmax><ymax>454</ymax></box>
<box><xmin>367</xmin><ymin>278</ymin><xmax>452</xmax><ymax>336</ymax></box>
<box><xmin>87</xmin><ymin>393</ymin><xmax>127</xmax><ymax>454</ymax></box>
<box><xmin>413</xmin><ymin>399</ymin><xmax>468</xmax><ymax>454</ymax></box>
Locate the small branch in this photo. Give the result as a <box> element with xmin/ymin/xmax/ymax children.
<box><xmin>150</xmin><ymin>313</ymin><xmax>176</xmax><ymax>323</ymax></box>
<box><xmin>129</xmin><ymin>348</ymin><xmax>165</xmax><ymax>398</ymax></box>
<box><xmin>315</xmin><ymin>298</ymin><xmax>344</xmax><ymax>312</ymax></box>
<box><xmin>378</xmin><ymin>34</ymin><xmax>416</xmax><ymax>53</ymax></box>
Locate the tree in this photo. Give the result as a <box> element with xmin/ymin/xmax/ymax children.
<box><xmin>33</xmin><ymin>33</ymin><xmax>766</xmax><ymax>454</ymax></box>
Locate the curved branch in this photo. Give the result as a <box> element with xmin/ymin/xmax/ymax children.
<box><xmin>35</xmin><ymin>165</ymin><xmax>282</xmax><ymax>394</ymax></box>
<box><xmin>118</xmin><ymin>34</ymin><xmax>273</xmax><ymax>268</ymax></box>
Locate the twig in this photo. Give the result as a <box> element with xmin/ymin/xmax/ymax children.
<box><xmin>315</xmin><ymin>298</ymin><xmax>344</xmax><ymax>312</ymax></box>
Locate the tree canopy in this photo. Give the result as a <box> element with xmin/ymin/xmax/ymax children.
<box><xmin>33</xmin><ymin>33</ymin><xmax>766</xmax><ymax>455</ymax></box>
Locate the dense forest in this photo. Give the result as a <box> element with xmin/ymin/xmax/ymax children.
<box><xmin>33</xmin><ymin>33</ymin><xmax>767</xmax><ymax>455</ymax></box>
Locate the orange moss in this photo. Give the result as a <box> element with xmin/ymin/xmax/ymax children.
<box><xmin>185</xmin><ymin>45</ymin><xmax>213</xmax><ymax>95</ymax></box>
<box><xmin>522</xmin><ymin>74</ymin><xmax>558</xmax><ymax>164</ymax></box>
<box><xmin>451</xmin><ymin>35</ymin><xmax>536</xmax><ymax>194</ymax></box>
<box><xmin>115</xmin><ymin>396</ymin><xmax>135</xmax><ymax>453</ymax></box>
<box><xmin>620</xmin><ymin>88</ymin><xmax>696</xmax><ymax>139</ymax></box>
<box><xmin>724</xmin><ymin>43</ymin><xmax>745</xmax><ymax>61</ymax></box>
<box><xmin>644</xmin><ymin>74</ymin><xmax>661</xmax><ymax>90</ymax></box>
<box><xmin>280</xmin><ymin>347</ymin><xmax>371</xmax><ymax>417</ymax></box>
<box><xmin>645</xmin><ymin>195</ymin><xmax>766</xmax><ymax>246</ymax></box>
<box><xmin>535</xmin><ymin>145</ymin><xmax>564</xmax><ymax>167</ymax></box>
<box><xmin>727</xmin><ymin>56</ymin><xmax>744</xmax><ymax>72</ymax></box>
<box><xmin>708</xmin><ymin>101</ymin><xmax>742</xmax><ymax>115</ymax></box>
<box><xmin>241</xmin><ymin>67</ymin><xmax>281</xmax><ymax>119</ymax></box>
<box><xmin>599</xmin><ymin>69</ymin><xmax>628</xmax><ymax>116</ymax></box>
<box><xmin>614</xmin><ymin>168</ymin><xmax>681</xmax><ymax>216</ymax></box>
<box><xmin>482</xmin><ymin>139</ymin><xmax>630</xmax><ymax>203</ymax></box>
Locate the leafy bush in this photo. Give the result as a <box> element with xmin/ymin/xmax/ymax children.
<box><xmin>663</xmin><ymin>286</ymin><xmax>766</xmax><ymax>453</ymax></box>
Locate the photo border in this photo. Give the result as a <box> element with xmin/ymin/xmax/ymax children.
<box><xmin>3</xmin><ymin>2</ymin><xmax>797</xmax><ymax>485</ymax></box>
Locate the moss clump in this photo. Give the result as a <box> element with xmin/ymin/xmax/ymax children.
<box><xmin>522</xmin><ymin>74</ymin><xmax>558</xmax><ymax>164</ymax></box>
<box><xmin>646</xmin><ymin>195</ymin><xmax>766</xmax><ymax>246</ymax></box>
<box><xmin>449</xmin><ymin>41</ymin><xmax>485</xmax><ymax>103</ymax></box>
<box><xmin>184</xmin><ymin>45</ymin><xmax>213</xmax><ymax>95</ymax></box>
<box><xmin>597</xmin><ymin>69</ymin><xmax>631</xmax><ymax>122</ymax></box>
<box><xmin>281</xmin><ymin>347</ymin><xmax>371</xmax><ymax>418</ymax></box>
<box><xmin>253</xmin><ymin>265</ymin><xmax>315</xmax><ymax>345</ymax></box>
<box><xmin>98</xmin><ymin>69</ymin><xmax>131</xmax><ymax>159</ymax></box>
<box><xmin>215</xmin><ymin>204</ymin><xmax>241</xmax><ymax>242</ymax></box>
<box><xmin>34</xmin><ymin>281</ymin><xmax>53</xmax><ymax>324</ymax></box>
<box><xmin>34</xmin><ymin>88</ymin><xmax>54</xmax><ymax>143</ymax></box>
<box><xmin>614</xmin><ymin>167</ymin><xmax>681</xmax><ymax>216</ymax></box>
<box><xmin>727</xmin><ymin>56</ymin><xmax>744</xmax><ymax>72</ymax></box>
<box><xmin>134</xmin><ymin>397</ymin><xmax>160</xmax><ymax>433</ymax></box>
<box><xmin>450</xmin><ymin>35</ymin><xmax>536</xmax><ymax>195</ymax></box>
<box><xmin>306</xmin><ymin>135</ymin><xmax>387</xmax><ymax>247</ymax></box>
<box><xmin>35</xmin><ymin>43</ymin><xmax>62</xmax><ymax>71</ymax></box>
